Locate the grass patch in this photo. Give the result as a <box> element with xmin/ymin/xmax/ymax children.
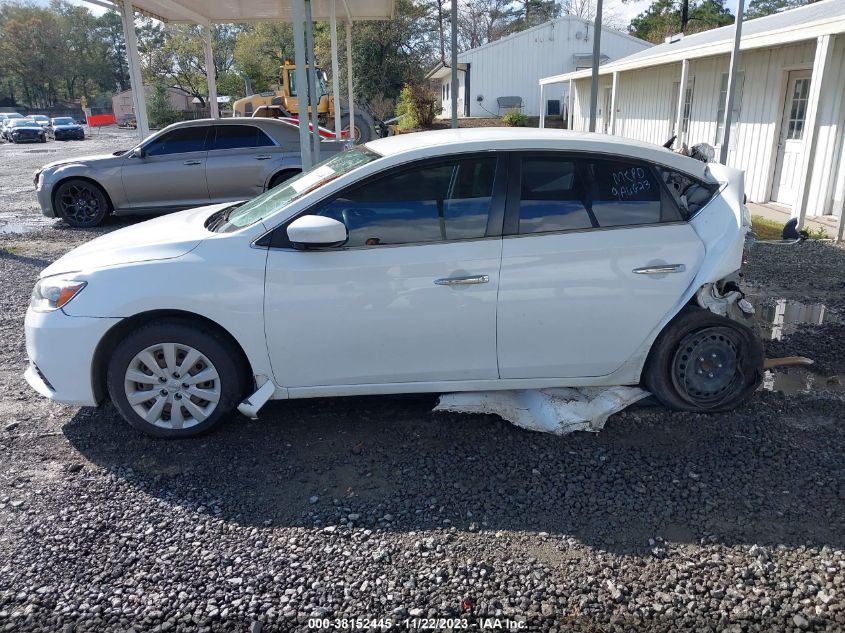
<box><xmin>751</xmin><ymin>215</ymin><xmax>785</xmax><ymax>240</ymax></box>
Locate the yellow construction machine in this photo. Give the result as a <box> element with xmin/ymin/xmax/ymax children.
<box><xmin>233</xmin><ymin>61</ymin><xmax>379</xmax><ymax>142</ymax></box>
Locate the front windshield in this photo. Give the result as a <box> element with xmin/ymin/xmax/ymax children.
<box><xmin>53</xmin><ymin>118</ymin><xmax>75</xmax><ymax>125</ymax></box>
<box><xmin>214</xmin><ymin>146</ymin><xmax>381</xmax><ymax>233</ymax></box>
<box><xmin>33</xmin><ymin>115</ymin><xmax>48</xmax><ymax>121</ymax></box>
<box><xmin>12</xmin><ymin>120</ymin><xmax>39</xmax><ymax>127</ymax></box>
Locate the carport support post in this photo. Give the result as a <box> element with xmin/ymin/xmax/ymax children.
<box><xmin>568</xmin><ymin>79</ymin><xmax>574</xmax><ymax>130</ymax></box>
<box><xmin>588</xmin><ymin>0</ymin><xmax>603</xmax><ymax>132</ymax></box>
<box><xmin>330</xmin><ymin>0</ymin><xmax>342</xmax><ymax>139</ymax></box>
<box><xmin>345</xmin><ymin>21</ymin><xmax>354</xmax><ymax>141</ymax></box>
<box><xmin>202</xmin><ymin>25</ymin><xmax>219</xmax><ymax>119</ymax></box>
<box><xmin>292</xmin><ymin>0</ymin><xmax>312</xmax><ymax>169</ymax></box>
<box><xmin>793</xmin><ymin>34</ymin><xmax>833</xmax><ymax>229</ymax></box>
<box><xmin>609</xmin><ymin>71</ymin><xmax>618</xmax><ymax>135</ymax></box>
<box><xmin>304</xmin><ymin>0</ymin><xmax>321</xmax><ymax>163</ymax></box>
<box><xmin>675</xmin><ymin>59</ymin><xmax>689</xmax><ymax>149</ymax></box>
<box><xmin>539</xmin><ymin>83</ymin><xmax>546</xmax><ymax>128</ymax></box>
<box><xmin>450</xmin><ymin>0</ymin><xmax>458</xmax><ymax>129</ymax></box>
<box><xmin>120</xmin><ymin>0</ymin><xmax>149</xmax><ymax>140</ymax></box>
<box><xmin>719</xmin><ymin>0</ymin><xmax>744</xmax><ymax>164</ymax></box>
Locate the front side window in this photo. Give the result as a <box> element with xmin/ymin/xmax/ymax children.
<box><xmin>315</xmin><ymin>157</ymin><xmax>496</xmax><ymax>247</ymax></box>
<box><xmin>211</xmin><ymin>124</ymin><xmax>275</xmax><ymax>150</ymax></box>
<box><xmin>144</xmin><ymin>126</ymin><xmax>208</xmax><ymax>156</ymax></box>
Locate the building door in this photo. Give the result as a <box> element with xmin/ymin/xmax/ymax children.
<box><xmin>772</xmin><ymin>70</ymin><xmax>812</xmax><ymax>206</ymax></box>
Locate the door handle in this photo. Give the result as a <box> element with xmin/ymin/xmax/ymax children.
<box><xmin>183</xmin><ymin>160</ymin><xmax>202</xmax><ymax>165</ymax></box>
<box><xmin>632</xmin><ymin>264</ymin><xmax>686</xmax><ymax>275</ymax></box>
<box><xmin>434</xmin><ymin>275</ymin><xmax>490</xmax><ymax>286</ymax></box>
<box><xmin>254</xmin><ymin>154</ymin><xmax>272</xmax><ymax>160</ymax></box>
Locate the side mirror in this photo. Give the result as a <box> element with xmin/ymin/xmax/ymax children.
<box><xmin>287</xmin><ymin>215</ymin><xmax>347</xmax><ymax>248</ymax></box>
<box><xmin>132</xmin><ymin>146</ymin><xmax>146</xmax><ymax>159</ymax></box>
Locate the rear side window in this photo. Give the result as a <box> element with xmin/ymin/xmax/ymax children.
<box><xmin>145</xmin><ymin>126</ymin><xmax>208</xmax><ymax>156</ymax></box>
<box><xmin>659</xmin><ymin>167</ymin><xmax>719</xmax><ymax>218</ymax></box>
<box><xmin>211</xmin><ymin>125</ymin><xmax>275</xmax><ymax>150</ymax></box>
<box><xmin>516</xmin><ymin>154</ymin><xmax>683</xmax><ymax>234</ymax></box>
<box><xmin>518</xmin><ymin>157</ymin><xmax>594</xmax><ymax>234</ymax></box>
<box><xmin>313</xmin><ymin>157</ymin><xmax>497</xmax><ymax>247</ymax></box>
<box><xmin>586</xmin><ymin>159</ymin><xmax>680</xmax><ymax>226</ymax></box>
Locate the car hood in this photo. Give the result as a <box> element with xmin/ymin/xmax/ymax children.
<box><xmin>40</xmin><ymin>203</ymin><xmax>232</xmax><ymax>278</ymax></box>
<box><xmin>40</xmin><ymin>153</ymin><xmax>122</xmax><ymax>171</ymax></box>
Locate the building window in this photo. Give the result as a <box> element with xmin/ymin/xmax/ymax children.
<box><xmin>681</xmin><ymin>81</ymin><xmax>694</xmax><ymax>134</ymax></box>
<box><xmin>715</xmin><ymin>71</ymin><xmax>744</xmax><ymax>146</ymax></box>
<box><xmin>786</xmin><ymin>77</ymin><xmax>811</xmax><ymax>140</ymax></box>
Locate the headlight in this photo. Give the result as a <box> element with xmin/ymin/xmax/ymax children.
<box><xmin>30</xmin><ymin>277</ymin><xmax>87</xmax><ymax>312</ymax></box>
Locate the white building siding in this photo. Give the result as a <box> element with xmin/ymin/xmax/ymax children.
<box><xmin>446</xmin><ymin>17</ymin><xmax>650</xmax><ymax>118</ymax></box>
<box><xmin>569</xmin><ymin>37</ymin><xmax>845</xmax><ymax>217</ymax></box>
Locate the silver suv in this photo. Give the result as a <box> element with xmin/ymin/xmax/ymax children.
<box><xmin>35</xmin><ymin>118</ymin><xmax>348</xmax><ymax>227</ymax></box>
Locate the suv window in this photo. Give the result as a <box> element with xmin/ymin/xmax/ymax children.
<box><xmin>586</xmin><ymin>158</ymin><xmax>678</xmax><ymax>226</ymax></box>
<box><xmin>211</xmin><ymin>124</ymin><xmax>275</xmax><ymax>150</ymax></box>
<box><xmin>312</xmin><ymin>157</ymin><xmax>497</xmax><ymax>247</ymax></box>
<box><xmin>144</xmin><ymin>126</ymin><xmax>209</xmax><ymax>156</ymax></box>
<box><xmin>518</xmin><ymin>157</ymin><xmax>595</xmax><ymax>234</ymax></box>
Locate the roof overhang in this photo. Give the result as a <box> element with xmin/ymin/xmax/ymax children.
<box><xmin>540</xmin><ymin>13</ymin><xmax>845</xmax><ymax>85</ymax></box>
<box><xmin>425</xmin><ymin>62</ymin><xmax>468</xmax><ymax>81</ymax></box>
<box><xmin>96</xmin><ymin>0</ymin><xmax>395</xmax><ymax>24</ymax></box>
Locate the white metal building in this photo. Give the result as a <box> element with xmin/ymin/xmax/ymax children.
<box><xmin>540</xmin><ymin>0</ymin><xmax>845</xmax><ymax>224</ymax></box>
<box><xmin>427</xmin><ymin>16</ymin><xmax>651</xmax><ymax>119</ymax></box>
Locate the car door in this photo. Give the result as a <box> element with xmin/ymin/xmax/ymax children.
<box><xmin>205</xmin><ymin>123</ymin><xmax>285</xmax><ymax>202</ymax></box>
<box><xmin>263</xmin><ymin>154</ymin><xmax>505</xmax><ymax>389</ymax></box>
<box><xmin>121</xmin><ymin>125</ymin><xmax>210</xmax><ymax>210</ymax></box>
<box><xmin>496</xmin><ymin>152</ymin><xmax>705</xmax><ymax>379</ymax></box>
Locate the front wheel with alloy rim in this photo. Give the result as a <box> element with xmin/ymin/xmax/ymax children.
<box><xmin>643</xmin><ymin>306</ymin><xmax>763</xmax><ymax>412</ymax></box>
<box><xmin>54</xmin><ymin>178</ymin><xmax>109</xmax><ymax>227</ymax></box>
<box><xmin>107</xmin><ymin>320</ymin><xmax>247</xmax><ymax>437</ymax></box>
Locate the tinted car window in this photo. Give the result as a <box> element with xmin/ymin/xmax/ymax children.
<box><xmin>587</xmin><ymin>159</ymin><xmax>679</xmax><ymax>226</ymax></box>
<box><xmin>518</xmin><ymin>157</ymin><xmax>594</xmax><ymax>234</ymax></box>
<box><xmin>211</xmin><ymin>124</ymin><xmax>275</xmax><ymax>150</ymax></box>
<box><xmin>145</xmin><ymin>126</ymin><xmax>208</xmax><ymax>156</ymax></box>
<box><xmin>315</xmin><ymin>157</ymin><xmax>496</xmax><ymax>247</ymax></box>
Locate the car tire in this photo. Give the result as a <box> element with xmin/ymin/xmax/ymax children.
<box><xmin>643</xmin><ymin>306</ymin><xmax>763</xmax><ymax>413</ymax></box>
<box><xmin>107</xmin><ymin>320</ymin><xmax>249</xmax><ymax>438</ymax></box>
<box><xmin>54</xmin><ymin>179</ymin><xmax>109</xmax><ymax>228</ymax></box>
<box><xmin>268</xmin><ymin>169</ymin><xmax>301</xmax><ymax>190</ymax></box>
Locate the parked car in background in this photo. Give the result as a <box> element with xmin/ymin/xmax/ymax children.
<box><xmin>28</xmin><ymin>114</ymin><xmax>51</xmax><ymax>128</ymax></box>
<box><xmin>34</xmin><ymin>118</ymin><xmax>349</xmax><ymax>227</ymax></box>
<box><xmin>5</xmin><ymin>118</ymin><xmax>47</xmax><ymax>143</ymax></box>
<box><xmin>24</xmin><ymin>128</ymin><xmax>762</xmax><ymax>437</ymax></box>
<box><xmin>47</xmin><ymin>117</ymin><xmax>85</xmax><ymax>141</ymax></box>
<box><xmin>0</xmin><ymin>113</ymin><xmax>25</xmax><ymax>140</ymax></box>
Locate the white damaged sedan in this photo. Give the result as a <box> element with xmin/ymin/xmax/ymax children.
<box><xmin>25</xmin><ymin>128</ymin><xmax>762</xmax><ymax>437</ymax></box>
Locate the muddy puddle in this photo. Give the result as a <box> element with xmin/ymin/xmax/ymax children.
<box><xmin>763</xmin><ymin>367</ymin><xmax>845</xmax><ymax>396</ymax></box>
<box><xmin>747</xmin><ymin>295</ymin><xmax>832</xmax><ymax>340</ymax></box>
<box><xmin>0</xmin><ymin>213</ymin><xmax>52</xmax><ymax>235</ymax></box>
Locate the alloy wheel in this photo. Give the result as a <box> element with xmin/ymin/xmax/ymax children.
<box><xmin>57</xmin><ymin>183</ymin><xmax>103</xmax><ymax>226</ymax></box>
<box><xmin>123</xmin><ymin>343</ymin><xmax>221</xmax><ymax>430</ymax></box>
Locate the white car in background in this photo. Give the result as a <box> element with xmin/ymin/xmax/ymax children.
<box><xmin>24</xmin><ymin>128</ymin><xmax>762</xmax><ymax>437</ymax></box>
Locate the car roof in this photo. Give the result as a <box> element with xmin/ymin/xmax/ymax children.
<box><xmin>365</xmin><ymin>128</ymin><xmax>713</xmax><ymax>180</ymax></box>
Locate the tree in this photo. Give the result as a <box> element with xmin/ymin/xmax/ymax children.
<box><xmin>458</xmin><ymin>0</ymin><xmax>518</xmax><ymax>49</ymax></box>
<box><xmin>628</xmin><ymin>0</ymin><xmax>734</xmax><ymax>43</ymax></box>
<box><xmin>745</xmin><ymin>0</ymin><xmax>814</xmax><ymax>19</ymax></box>
<box><xmin>147</xmin><ymin>82</ymin><xmax>179</xmax><ymax>128</ymax></box>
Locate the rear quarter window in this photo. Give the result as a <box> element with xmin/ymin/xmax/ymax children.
<box><xmin>659</xmin><ymin>167</ymin><xmax>720</xmax><ymax>218</ymax></box>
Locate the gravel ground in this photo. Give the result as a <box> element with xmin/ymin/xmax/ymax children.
<box><xmin>1</xmin><ymin>132</ymin><xmax>844</xmax><ymax>632</ymax></box>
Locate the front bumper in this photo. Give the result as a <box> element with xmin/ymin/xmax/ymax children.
<box><xmin>11</xmin><ymin>134</ymin><xmax>42</xmax><ymax>143</ymax></box>
<box><xmin>55</xmin><ymin>131</ymin><xmax>84</xmax><ymax>140</ymax></box>
<box><xmin>35</xmin><ymin>174</ymin><xmax>55</xmax><ymax>218</ymax></box>
<box><xmin>24</xmin><ymin>307</ymin><xmax>122</xmax><ymax>406</ymax></box>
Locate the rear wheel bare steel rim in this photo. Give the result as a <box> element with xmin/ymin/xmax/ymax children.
<box><xmin>670</xmin><ymin>327</ymin><xmax>741</xmax><ymax>408</ymax></box>
<box><xmin>58</xmin><ymin>183</ymin><xmax>102</xmax><ymax>225</ymax></box>
<box><xmin>124</xmin><ymin>343</ymin><xmax>221</xmax><ymax>430</ymax></box>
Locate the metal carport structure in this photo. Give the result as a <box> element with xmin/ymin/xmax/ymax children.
<box><xmin>84</xmin><ymin>0</ymin><xmax>395</xmax><ymax>169</ymax></box>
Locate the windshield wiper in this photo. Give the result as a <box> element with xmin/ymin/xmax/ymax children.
<box><xmin>206</xmin><ymin>205</ymin><xmax>239</xmax><ymax>232</ymax></box>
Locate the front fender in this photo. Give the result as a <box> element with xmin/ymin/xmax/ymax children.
<box><xmin>40</xmin><ymin>160</ymin><xmax>127</xmax><ymax>212</ymax></box>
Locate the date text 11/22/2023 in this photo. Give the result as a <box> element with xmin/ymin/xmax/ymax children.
<box><xmin>307</xmin><ymin>616</ymin><xmax>528</xmax><ymax>630</ymax></box>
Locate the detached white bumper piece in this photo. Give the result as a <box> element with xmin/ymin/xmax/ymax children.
<box><xmin>434</xmin><ymin>387</ymin><xmax>649</xmax><ymax>435</ymax></box>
